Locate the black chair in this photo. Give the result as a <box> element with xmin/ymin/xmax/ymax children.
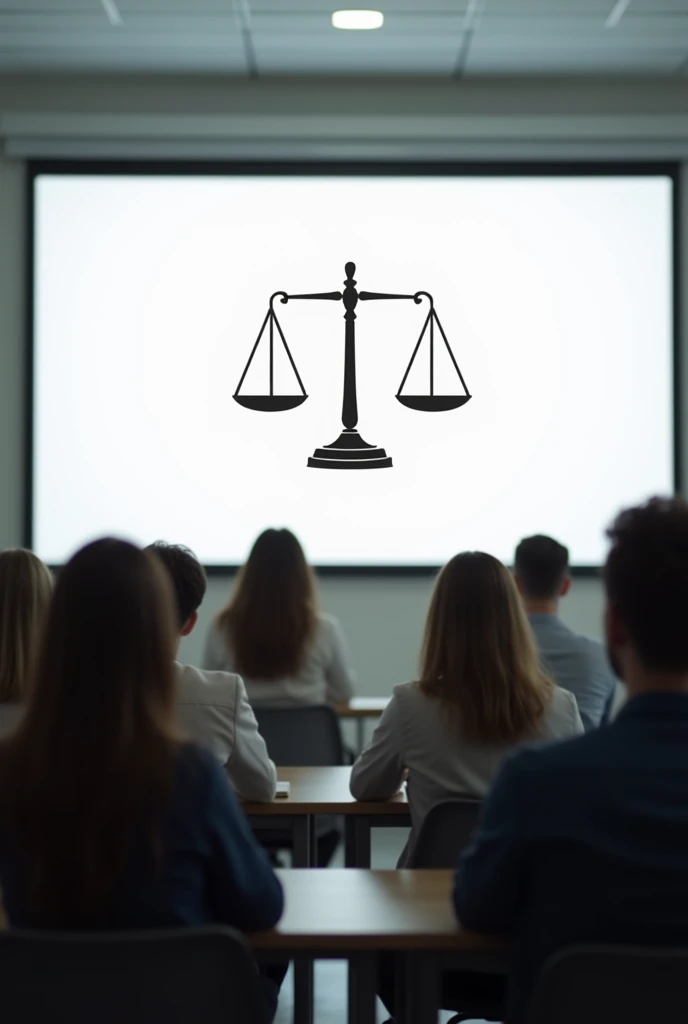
<box><xmin>254</xmin><ymin>704</ymin><xmax>345</xmax><ymax>766</ymax></box>
<box><xmin>408</xmin><ymin>798</ymin><xmax>482</xmax><ymax>868</ymax></box>
<box><xmin>526</xmin><ymin>944</ymin><xmax>688</xmax><ymax>1024</ymax></box>
<box><xmin>410</xmin><ymin>799</ymin><xmax>494</xmax><ymax>1024</ymax></box>
<box><xmin>0</xmin><ymin>926</ymin><xmax>268</xmax><ymax>1024</ymax></box>
<box><xmin>254</xmin><ymin>705</ymin><xmax>345</xmax><ymax>866</ymax></box>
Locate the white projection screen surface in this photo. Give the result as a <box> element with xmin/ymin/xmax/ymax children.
<box><xmin>31</xmin><ymin>170</ymin><xmax>675</xmax><ymax>568</ymax></box>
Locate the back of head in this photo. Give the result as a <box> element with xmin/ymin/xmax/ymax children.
<box><xmin>0</xmin><ymin>537</ymin><xmax>180</xmax><ymax>925</ymax></box>
<box><xmin>219</xmin><ymin>528</ymin><xmax>318</xmax><ymax>680</ymax></box>
<box><xmin>146</xmin><ymin>541</ymin><xmax>207</xmax><ymax>629</ymax></box>
<box><xmin>514</xmin><ymin>534</ymin><xmax>570</xmax><ymax>600</ymax></box>
<box><xmin>0</xmin><ymin>549</ymin><xmax>53</xmax><ymax>703</ymax></box>
<box><xmin>605</xmin><ymin>497</ymin><xmax>688</xmax><ymax>674</ymax></box>
<box><xmin>419</xmin><ymin>551</ymin><xmax>553</xmax><ymax>744</ymax></box>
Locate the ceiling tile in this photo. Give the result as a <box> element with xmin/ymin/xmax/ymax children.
<box><xmin>0</xmin><ymin>0</ymin><xmax>686</xmax><ymax>76</ymax></box>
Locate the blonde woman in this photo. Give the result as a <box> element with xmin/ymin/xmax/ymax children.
<box><xmin>0</xmin><ymin>549</ymin><xmax>53</xmax><ymax>736</ymax></box>
<box><xmin>350</xmin><ymin>551</ymin><xmax>583</xmax><ymax>865</ymax></box>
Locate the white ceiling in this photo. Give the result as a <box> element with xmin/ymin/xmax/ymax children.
<box><xmin>1</xmin><ymin>0</ymin><xmax>688</xmax><ymax>76</ymax></box>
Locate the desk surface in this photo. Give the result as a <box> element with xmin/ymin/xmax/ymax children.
<box><xmin>243</xmin><ymin>766</ymin><xmax>408</xmax><ymax>817</ymax></box>
<box><xmin>333</xmin><ymin>698</ymin><xmax>390</xmax><ymax>718</ymax></box>
<box><xmin>249</xmin><ymin>869</ymin><xmax>503</xmax><ymax>953</ymax></box>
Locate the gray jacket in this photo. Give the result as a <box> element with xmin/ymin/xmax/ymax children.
<box><xmin>350</xmin><ymin>680</ymin><xmax>583</xmax><ymax>864</ymax></box>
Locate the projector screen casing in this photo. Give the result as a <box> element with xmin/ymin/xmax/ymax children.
<box><xmin>25</xmin><ymin>160</ymin><xmax>682</xmax><ymax>574</ymax></box>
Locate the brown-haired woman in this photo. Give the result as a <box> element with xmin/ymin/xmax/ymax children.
<box><xmin>350</xmin><ymin>551</ymin><xmax>583</xmax><ymax>865</ymax></box>
<box><xmin>0</xmin><ymin>549</ymin><xmax>53</xmax><ymax>737</ymax></box>
<box><xmin>0</xmin><ymin>538</ymin><xmax>284</xmax><ymax>1016</ymax></box>
<box><xmin>204</xmin><ymin>528</ymin><xmax>355</xmax><ymax>706</ymax></box>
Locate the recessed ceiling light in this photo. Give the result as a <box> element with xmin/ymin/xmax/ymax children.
<box><xmin>332</xmin><ymin>10</ymin><xmax>384</xmax><ymax>30</ymax></box>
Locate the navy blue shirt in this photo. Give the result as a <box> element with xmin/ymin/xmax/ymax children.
<box><xmin>0</xmin><ymin>744</ymin><xmax>283</xmax><ymax>933</ymax></box>
<box><xmin>454</xmin><ymin>693</ymin><xmax>688</xmax><ymax>1023</ymax></box>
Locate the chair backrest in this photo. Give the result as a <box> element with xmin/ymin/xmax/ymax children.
<box><xmin>408</xmin><ymin>798</ymin><xmax>481</xmax><ymax>868</ymax></box>
<box><xmin>0</xmin><ymin>926</ymin><xmax>267</xmax><ymax>1024</ymax></box>
<box><xmin>254</xmin><ymin>704</ymin><xmax>345</xmax><ymax>766</ymax></box>
<box><xmin>526</xmin><ymin>944</ymin><xmax>688</xmax><ymax>1024</ymax></box>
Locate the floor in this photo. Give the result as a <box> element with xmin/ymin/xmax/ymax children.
<box><xmin>273</xmin><ymin>827</ymin><xmax>486</xmax><ymax>1024</ymax></box>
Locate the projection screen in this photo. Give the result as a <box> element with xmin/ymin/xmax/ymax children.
<box><xmin>29</xmin><ymin>165</ymin><xmax>676</xmax><ymax>569</ymax></box>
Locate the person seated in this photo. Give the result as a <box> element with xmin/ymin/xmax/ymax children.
<box><xmin>455</xmin><ymin>498</ymin><xmax>688</xmax><ymax>1024</ymax></box>
<box><xmin>514</xmin><ymin>534</ymin><xmax>617</xmax><ymax>730</ymax></box>
<box><xmin>204</xmin><ymin>528</ymin><xmax>355</xmax><ymax>707</ymax></box>
<box><xmin>0</xmin><ymin>538</ymin><xmax>284</xmax><ymax>1019</ymax></box>
<box><xmin>147</xmin><ymin>541</ymin><xmax>276</xmax><ymax>803</ymax></box>
<box><xmin>0</xmin><ymin>549</ymin><xmax>53</xmax><ymax>737</ymax></box>
<box><xmin>204</xmin><ymin>528</ymin><xmax>354</xmax><ymax>867</ymax></box>
<box><xmin>350</xmin><ymin>551</ymin><xmax>583</xmax><ymax>866</ymax></box>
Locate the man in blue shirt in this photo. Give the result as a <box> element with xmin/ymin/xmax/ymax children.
<box><xmin>455</xmin><ymin>497</ymin><xmax>688</xmax><ymax>1023</ymax></box>
<box><xmin>514</xmin><ymin>534</ymin><xmax>617</xmax><ymax>729</ymax></box>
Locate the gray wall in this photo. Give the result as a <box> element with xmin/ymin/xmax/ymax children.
<box><xmin>0</xmin><ymin>74</ymin><xmax>682</xmax><ymax>695</ymax></box>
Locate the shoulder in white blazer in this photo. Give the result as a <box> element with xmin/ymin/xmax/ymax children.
<box><xmin>175</xmin><ymin>663</ymin><xmax>277</xmax><ymax>803</ymax></box>
<box><xmin>349</xmin><ymin>680</ymin><xmax>584</xmax><ymax>865</ymax></box>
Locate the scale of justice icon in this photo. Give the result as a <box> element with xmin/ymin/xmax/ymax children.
<box><xmin>233</xmin><ymin>261</ymin><xmax>471</xmax><ymax>469</ymax></box>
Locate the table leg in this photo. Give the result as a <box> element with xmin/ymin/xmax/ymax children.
<box><xmin>348</xmin><ymin>952</ymin><xmax>377</xmax><ymax>1024</ymax></box>
<box><xmin>344</xmin><ymin>818</ymin><xmax>356</xmax><ymax>867</ymax></box>
<box><xmin>356</xmin><ymin>817</ymin><xmax>371</xmax><ymax>868</ymax></box>
<box><xmin>344</xmin><ymin>817</ymin><xmax>371</xmax><ymax>867</ymax></box>
<box><xmin>293</xmin><ymin>954</ymin><xmax>315</xmax><ymax>1024</ymax></box>
<box><xmin>292</xmin><ymin>816</ymin><xmax>312</xmax><ymax>867</ymax></box>
<box><xmin>291</xmin><ymin>818</ymin><xmax>314</xmax><ymax>1024</ymax></box>
<box><xmin>356</xmin><ymin>717</ymin><xmax>365</xmax><ymax>754</ymax></box>
<box><xmin>396</xmin><ymin>953</ymin><xmax>439</xmax><ymax>1024</ymax></box>
<box><xmin>309</xmin><ymin>814</ymin><xmax>318</xmax><ymax>867</ymax></box>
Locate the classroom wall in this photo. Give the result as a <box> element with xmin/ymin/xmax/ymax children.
<box><xmin>0</xmin><ymin>75</ymin><xmax>683</xmax><ymax>695</ymax></box>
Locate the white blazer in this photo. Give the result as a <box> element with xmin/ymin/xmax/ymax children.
<box><xmin>203</xmin><ymin>613</ymin><xmax>356</xmax><ymax>707</ymax></box>
<box><xmin>0</xmin><ymin>670</ymin><xmax>277</xmax><ymax>805</ymax></box>
<box><xmin>175</xmin><ymin>663</ymin><xmax>277</xmax><ymax>802</ymax></box>
<box><xmin>350</xmin><ymin>680</ymin><xmax>584</xmax><ymax>864</ymax></box>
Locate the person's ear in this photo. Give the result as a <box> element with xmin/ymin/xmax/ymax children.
<box><xmin>605</xmin><ymin>603</ymin><xmax>625</xmax><ymax>651</ymax></box>
<box><xmin>180</xmin><ymin>610</ymin><xmax>198</xmax><ymax>638</ymax></box>
<box><xmin>604</xmin><ymin>603</ymin><xmax>627</xmax><ymax>680</ymax></box>
<box><xmin>560</xmin><ymin>576</ymin><xmax>572</xmax><ymax>597</ymax></box>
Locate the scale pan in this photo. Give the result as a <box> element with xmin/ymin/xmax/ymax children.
<box><xmin>233</xmin><ymin>395</ymin><xmax>308</xmax><ymax>412</ymax></box>
<box><xmin>396</xmin><ymin>395</ymin><xmax>472</xmax><ymax>412</ymax></box>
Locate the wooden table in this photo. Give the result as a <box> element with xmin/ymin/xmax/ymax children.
<box><xmin>333</xmin><ymin>697</ymin><xmax>389</xmax><ymax>751</ymax></box>
<box><xmin>243</xmin><ymin>765</ymin><xmax>410</xmax><ymax>868</ymax></box>
<box><xmin>244</xmin><ymin>767</ymin><xmax>410</xmax><ymax>1024</ymax></box>
<box><xmin>249</xmin><ymin>868</ymin><xmax>506</xmax><ymax>1024</ymax></box>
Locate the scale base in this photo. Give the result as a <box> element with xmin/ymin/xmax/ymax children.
<box><xmin>307</xmin><ymin>429</ymin><xmax>393</xmax><ymax>470</ymax></box>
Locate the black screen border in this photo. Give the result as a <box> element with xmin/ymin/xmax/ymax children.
<box><xmin>25</xmin><ymin>159</ymin><xmax>682</xmax><ymax>577</ymax></box>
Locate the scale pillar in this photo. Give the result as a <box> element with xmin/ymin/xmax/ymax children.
<box><xmin>308</xmin><ymin>262</ymin><xmax>392</xmax><ymax>470</ymax></box>
<box><xmin>341</xmin><ymin>262</ymin><xmax>359</xmax><ymax>430</ymax></box>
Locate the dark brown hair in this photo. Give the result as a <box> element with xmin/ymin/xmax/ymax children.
<box><xmin>146</xmin><ymin>541</ymin><xmax>207</xmax><ymax>628</ymax></box>
<box><xmin>514</xmin><ymin>534</ymin><xmax>569</xmax><ymax>599</ymax></box>
<box><xmin>216</xmin><ymin>528</ymin><xmax>317</xmax><ymax>680</ymax></box>
<box><xmin>419</xmin><ymin>552</ymin><xmax>554</xmax><ymax>744</ymax></box>
<box><xmin>0</xmin><ymin>549</ymin><xmax>53</xmax><ymax>703</ymax></box>
<box><xmin>0</xmin><ymin>538</ymin><xmax>181</xmax><ymax>926</ymax></box>
<box><xmin>605</xmin><ymin>497</ymin><xmax>688</xmax><ymax>671</ymax></box>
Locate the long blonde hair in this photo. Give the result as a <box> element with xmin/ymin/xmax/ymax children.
<box><xmin>419</xmin><ymin>551</ymin><xmax>553</xmax><ymax>744</ymax></box>
<box><xmin>0</xmin><ymin>549</ymin><xmax>53</xmax><ymax>703</ymax></box>
<box><xmin>217</xmin><ymin>528</ymin><xmax>318</xmax><ymax>680</ymax></box>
